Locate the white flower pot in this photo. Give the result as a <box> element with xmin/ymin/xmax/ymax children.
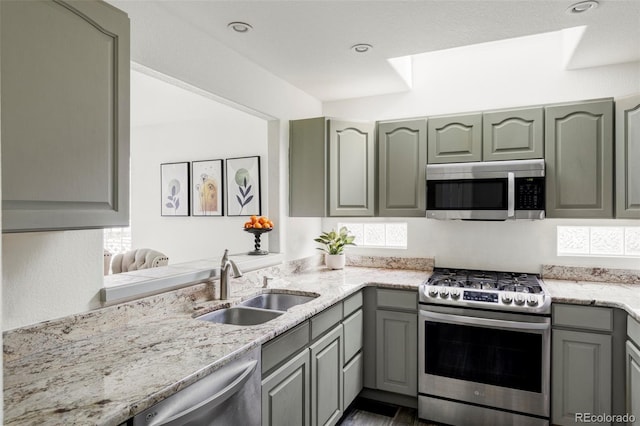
<box><xmin>325</xmin><ymin>253</ymin><xmax>346</xmax><ymax>270</ymax></box>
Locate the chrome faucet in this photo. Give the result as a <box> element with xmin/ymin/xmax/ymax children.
<box><xmin>220</xmin><ymin>249</ymin><xmax>242</xmax><ymax>299</ymax></box>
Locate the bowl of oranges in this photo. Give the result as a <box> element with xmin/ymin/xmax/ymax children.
<box><xmin>244</xmin><ymin>216</ymin><xmax>273</xmax><ymax>255</ymax></box>
<box><xmin>243</xmin><ymin>215</ymin><xmax>274</xmax><ymax>231</ymax></box>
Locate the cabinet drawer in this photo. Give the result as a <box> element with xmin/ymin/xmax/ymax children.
<box><xmin>343</xmin><ymin>352</ymin><xmax>364</xmax><ymax>410</ymax></box>
<box><xmin>311</xmin><ymin>302</ymin><xmax>343</xmax><ymax>340</ymax></box>
<box><xmin>629</xmin><ymin>315</ymin><xmax>640</xmax><ymax>345</ymax></box>
<box><xmin>343</xmin><ymin>309</ymin><xmax>363</xmax><ymax>364</ymax></box>
<box><xmin>343</xmin><ymin>291</ymin><xmax>363</xmax><ymax>318</ymax></box>
<box><xmin>377</xmin><ymin>289</ymin><xmax>417</xmax><ymax>312</ymax></box>
<box><xmin>262</xmin><ymin>321</ymin><xmax>310</xmax><ymax>375</ymax></box>
<box><xmin>553</xmin><ymin>304</ymin><xmax>613</xmax><ymax>332</ymax></box>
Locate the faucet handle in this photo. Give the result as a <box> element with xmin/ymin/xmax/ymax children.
<box><xmin>262</xmin><ymin>276</ymin><xmax>274</xmax><ymax>288</ymax></box>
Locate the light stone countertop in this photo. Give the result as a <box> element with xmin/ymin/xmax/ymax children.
<box><xmin>5</xmin><ymin>259</ymin><xmax>640</xmax><ymax>426</ymax></box>
<box><xmin>544</xmin><ymin>279</ymin><xmax>640</xmax><ymax>322</ymax></box>
<box><xmin>3</xmin><ymin>265</ymin><xmax>429</xmax><ymax>426</ymax></box>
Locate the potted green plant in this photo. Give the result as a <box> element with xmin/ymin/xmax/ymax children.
<box><xmin>314</xmin><ymin>226</ymin><xmax>356</xmax><ymax>269</ymax></box>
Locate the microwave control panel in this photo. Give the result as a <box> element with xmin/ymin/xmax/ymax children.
<box><xmin>515</xmin><ymin>177</ymin><xmax>544</xmax><ymax>210</ymax></box>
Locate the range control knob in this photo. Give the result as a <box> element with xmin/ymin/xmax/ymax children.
<box><xmin>501</xmin><ymin>293</ymin><xmax>513</xmax><ymax>304</ymax></box>
<box><xmin>514</xmin><ymin>294</ymin><xmax>526</xmax><ymax>305</ymax></box>
<box><xmin>439</xmin><ymin>288</ymin><xmax>450</xmax><ymax>298</ymax></box>
<box><xmin>428</xmin><ymin>287</ymin><xmax>439</xmax><ymax>297</ymax></box>
<box><xmin>527</xmin><ymin>295</ymin><xmax>539</xmax><ymax>306</ymax></box>
<box><xmin>450</xmin><ymin>289</ymin><xmax>461</xmax><ymax>299</ymax></box>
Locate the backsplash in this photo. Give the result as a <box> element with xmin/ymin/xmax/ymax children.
<box><xmin>542</xmin><ymin>264</ymin><xmax>640</xmax><ymax>284</ymax></box>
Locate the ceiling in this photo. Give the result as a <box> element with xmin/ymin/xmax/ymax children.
<box><xmin>110</xmin><ymin>0</ymin><xmax>640</xmax><ymax>102</ymax></box>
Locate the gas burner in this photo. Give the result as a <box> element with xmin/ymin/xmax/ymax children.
<box><xmin>432</xmin><ymin>278</ymin><xmax>466</xmax><ymax>287</ymax></box>
<box><xmin>499</xmin><ymin>283</ymin><xmax>533</xmax><ymax>293</ymax></box>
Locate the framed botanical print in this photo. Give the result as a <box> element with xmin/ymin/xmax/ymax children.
<box><xmin>226</xmin><ymin>156</ymin><xmax>261</xmax><ymax>216</ymax></box>
<box><xmin>161</xmin><ymin>162</ymin><xmax>190</xmax><ymax>216</ymax></box>
<box><xmin>191</xmin><ymin>159</ymin><xmax>224</xmax><ymax>216</ymax></box>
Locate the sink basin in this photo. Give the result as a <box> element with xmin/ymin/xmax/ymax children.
<box><xmin>240</xmin><ymin>292</ymin><xmax>318</xmax><ymax>311</ymax></box>
<box><xmin>198</xmin><ymin>306</ymin><xmax>283</xmax><ymax>326</ymax></box>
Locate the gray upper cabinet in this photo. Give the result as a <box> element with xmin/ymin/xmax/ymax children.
<box><xmin>427</xmin><ymin>113</ymin><xmax>482</xmax><ymax>163</ymax></box>
<box><xmin>1</xmin><ymin>0</ymin><xmax>130</xmax><ymax>232</ymax></box>
<box><xmin>289</xmin><ymin>117</ymin><xmax>374</xmax><ymax>217</ymax></box>
<box><xmin>377</xmin><ymin>119</ymin><xmax>427</xmax><ymax>217</ymax></box>
<box><xmin>615</xmin><ymin>94</ymin><xmax>640</xmax><ymax>219</ymax></box>
<box><xmin>545</xmin><ymin>99</ymin><xmax>614</xmax><ymax>218</ymax></box>
<box><xmin>483</xmin><ymin>107</ymin><xmax>544</xmax><ymax>161</ymax></box>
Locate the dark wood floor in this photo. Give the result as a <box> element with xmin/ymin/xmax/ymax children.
<box><xmin>338</xmin><ymin>398</ymin><xmax>438</xmax><ymax>426</ymax></box>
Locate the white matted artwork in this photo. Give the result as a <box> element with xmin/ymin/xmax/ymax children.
<box><xmin>191</xmin><ymin>159</ymin><xmax>224</xmax><ymax>216</ymax></box>
<box><xmin>226</xmin><ymin>156</ymin><xmax>261</xmax><ymax>216</ymax></box>
<box><xmin>160</xmin><ymin>162</ymin><xmax>190</xmax><ymax>216</ymax></box>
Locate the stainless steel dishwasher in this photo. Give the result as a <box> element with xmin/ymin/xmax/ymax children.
<box><xmin>133</xmin><ymin>348</ymin><xmax>260</xmax><ymax>426</ymax></box>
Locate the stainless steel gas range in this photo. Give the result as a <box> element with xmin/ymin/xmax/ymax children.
<box><xmin>418</xmin><ymin>268</ymin><xmax>551</xmax><ymax>426</ymax></box>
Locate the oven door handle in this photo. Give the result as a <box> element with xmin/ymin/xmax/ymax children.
<box><xmin>420</xmin><ymin>309</ymin><xmax>549</xmax><ymax>331</ymax></box>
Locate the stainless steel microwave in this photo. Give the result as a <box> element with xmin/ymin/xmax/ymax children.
<box><xmin>426</xmin><ymin>159</ymin><xmax>545</xmax><ymax>220</ymax></box>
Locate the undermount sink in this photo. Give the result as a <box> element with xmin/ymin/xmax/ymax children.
<box><xmin>240</xmin><ymin>292</ymin><xmax>318</xmax><ymax>311</ymax></box>
<box><xmin>198</xmin><ymin>292</ymin><xmax>319</xmax><ymax>326</ymax></box>
<box><xmin>198</xmin><ymin>306</ymin><xmax>283</xmax><ymax>326</ymax></box>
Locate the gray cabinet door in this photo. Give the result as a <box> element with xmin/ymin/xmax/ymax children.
<box><xmin>343</xmin><ymin>309</ymin><xmax>363</xmax><ymax>364</ymax></box>
<box><xmin>310</xmin><ymin>324</ymin><xmax>344</xmax><ymax>426</ymax></box>
<box><xmin>1</xmin><ymin>0</ymin><xmax>130</xmax><ymax>232</ymax></box>
<box><xmin>375</xmin><ymin>310</ymin><xmax>417</xmax><ymax>396</ymax></box>
<box><xmin>427</xmin><ymin>113</ymin><xmax>482</xmax><ymax>163</ymax></box>
<box><xmin>615</xmin><ymin>94</ymin><xmax>640</xmax><ymax>219</ymax></box>
<box><xmin>262</xmin><ymin>348</ymin><xmax>311</xmax><ymax>426</ymax></box>
<box><xmin>329</xmin><ymin>120</ymin><xmax>375</xmax><ymax>216</ymax></box>
<box><xmin>378</xmin><ymin>119</ymin><xmax>427</xmax><ymax>216</ymax></box>
<box><xmin>289</xmin><ymin>117</ymin><xmax>328</xmax><ymax>217</ymax></box>
<box><xmin>545</xmin><ymin>99</ymin><xmax>614</xmax><ymax>218</ymax></box>
<box><xmin>343</xmin><ymin>352</ymin><xmax>363</xmax><ymax>410</ymax></box>
<box><xmin>552</xmin><ymin>329</ymin><xmax>612</xmax><ymax>426</ymax></box>
<box><xmin>483</xmin><ymin>107</ymin><xmax>544</xmax><ymax>161</ymax></box>
<box><xmin>627</xmin><ymin>341</ymin><xmax>640</xmax><ymax>426</ymax></box>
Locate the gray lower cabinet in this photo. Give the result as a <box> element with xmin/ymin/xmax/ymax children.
<box><xmin>552</xmin><ymin>304</ymin><xmax>617</xmax><ymax>426</ymax></box>
<box><xmin>375</xmin><ymin>309</ymin><xmax>418</xmax><ymax>396</ymax></box>
<box><xmin>262</xmin><ymin>348</ymin><xmax>311</xmax><ymax>426</ymax></box>
<box><xmin>377</xmin><ymin>119</ymin><xmax>427</xmax><ymax>217</ymax></box>
<box><xmin>289</xmin><ymin>117</ymin><xmax>374</xmax><ymax>217</ymax></box>
<box><xmin>627</xmin><ymin>316</ymin><xmax>640</xmax><ymax>425</ymax></box>
<box><xmin>310</xmin><ymin>324</ymin><xmax>344</xmax><ymax>426</ymax></box>
<box><xmin>482</xmin><ymin>107</ymin><xmax>544</xmax><ymax>161</ymax></box>
<box><xmin>615</xmin><ymin>94</ymin><xmax>640</xmax><ymax>218</ymax></box>
<box><xmin>544</xmin><ymin>99</ymin><xmax>614</xmax><ymax>218</ymax></box>
<box><xmin>1</xmin><ymin>0</ymin><xmax>130</xmax><ymax>232</ymax></box>
<box><xmin>552</xmin><ymin>329</ymin><xmax>612</xmax><ymax>426</ymax></box>
<box><xmin>427</xmin><ymin>113</ymin><xmax>482</xmax><ymax>163</ymax></box>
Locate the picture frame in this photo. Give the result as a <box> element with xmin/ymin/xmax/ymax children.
<box><xmin>226</xmin><ymin>156</ymin><xmax>261</xmax><ymax>216</ymax></box>
<box><xmin>160</xmin><ymin>162</ymin><xmax>190</xmax><ymax>216</ymax></box>
<box><xmin>191</xmin><ymin>159</ymin><xmax>224</xmax><ymax>216</ymax></box>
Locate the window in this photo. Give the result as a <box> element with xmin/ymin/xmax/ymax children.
<box><xmin>338</xmin><ymin>222</ymin><xmax>408</xmax><ymax>249</ymax></box>
<box><xmin>104</xmin><ymin>227</ymin><xmax>132</xmax><ymax>255</ymax></box>
<box><xmin>557</xmin><ymin>226</ymin><xmax>640</xmax><ymax>257</ymax></box>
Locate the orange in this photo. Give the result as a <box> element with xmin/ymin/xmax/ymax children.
<box><xmin>250</xmin><ymin>215</ymin><xmax>258</xmax><ymax>223</ymax></box>
<box><xmin>244</xmin><ymin>222</ymin><xmax>252</xmax><ymax>229</ymax></box>
<box><xmin>254</xmin><ymin>222</ymin><xmax>263</xmax><ymax>229</ymax></box>
<box><xmin>259</xmin><ymin>217</ymin><xmax>268</xmax><ymax>224</ymax></box>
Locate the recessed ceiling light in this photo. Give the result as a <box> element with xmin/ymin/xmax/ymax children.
<box><xmin>566</xmin><ymin>1</ymin><xmax>598</xmax><ymax>14</ymax></box>
<box><xmin>228</xmin><ymin>22</ymin><xmax>252</xmax><ymax>33</ymax></box>
<box><xmin>351</xmin><ymin>43</ymin><xmax>373</xmax><ymax>54</ymax></box>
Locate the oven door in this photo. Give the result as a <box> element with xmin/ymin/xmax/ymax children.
<box><xmin>418</xmin><ymin>306</ymin><xmax>550</xmax><ymax>418</ymax></box>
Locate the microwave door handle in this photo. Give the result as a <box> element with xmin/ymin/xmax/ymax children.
<box><xmin>420</xmin><ymin>309</ymin><xmax>549</xmax><ymax>332</ymax></box>
<box><xmin>507</xmin><ymin>172</ymin><xmax>515</xmax><ymax>218</ymax></box>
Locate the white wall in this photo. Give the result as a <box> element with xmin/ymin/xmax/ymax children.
<box><xmin>130</xmin><ymin>73</ymin><xmax>269</xmax><ymax>262</ymax></box>
<box><xmin>323</xmin><ymin>33</ymin><xmax>640</xmax><ymax>273</ymax></box>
